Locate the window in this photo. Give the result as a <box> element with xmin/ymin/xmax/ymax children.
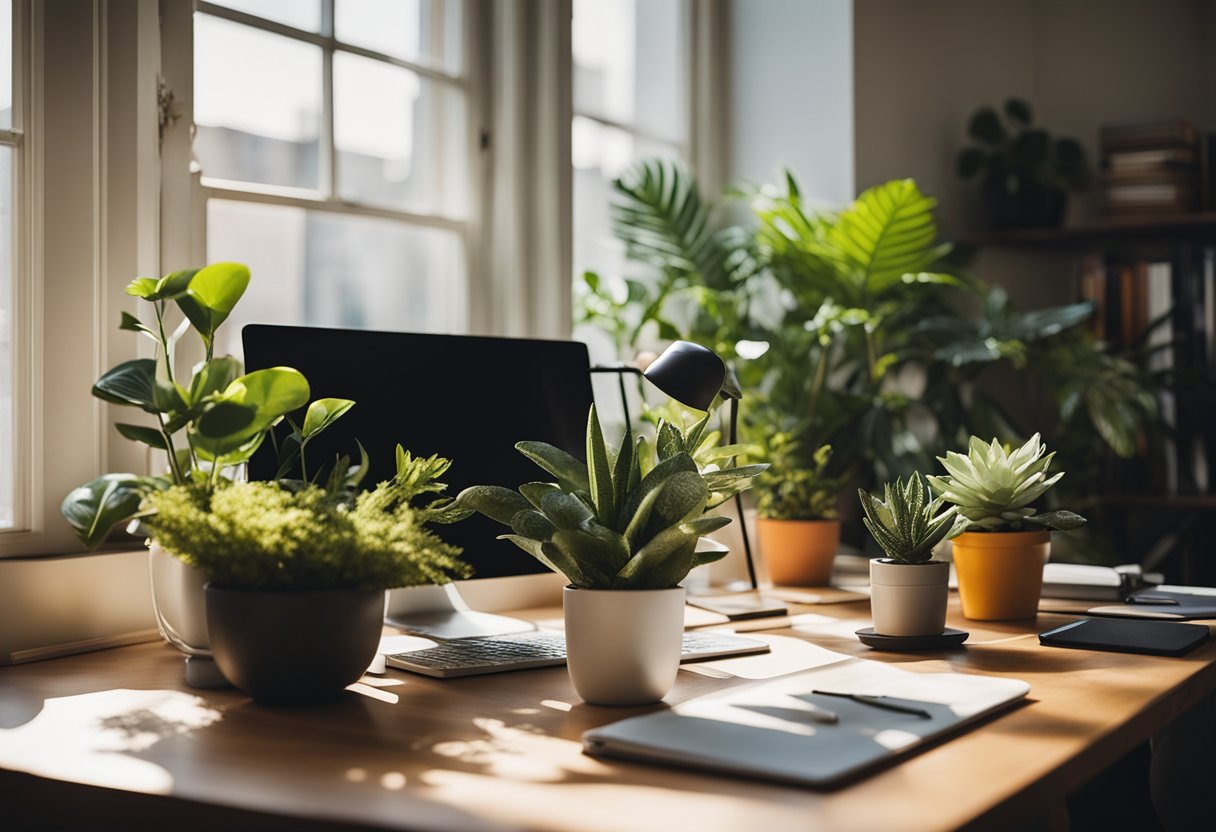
<box><xmin>0</xmin><ymin>0</ymin><xmax>19</xmax><ymax>530</ymax></box>
<box><xmin>571</xmin><ymin>0</ymin><xmax>688</xmax><ymax>290</ymax></box>
<box><xmin>193</xmin><ymin>0</ymin><xmax>473</xmax><ymax>359</ymax></box>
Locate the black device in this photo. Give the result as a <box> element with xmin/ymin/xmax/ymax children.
<box><xmin>1039</xmin><ymin>617</ymin><xmax>1211</xmax><ymax>658</ymax></box>
<box><xmin>242</xmin><ymin>324</ymin><xmax>594</xmax><ymax>580</ymax></box>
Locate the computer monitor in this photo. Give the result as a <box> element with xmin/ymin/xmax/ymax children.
<box><xmin>242</xmin><ymin>324</ymin><xmax>595</xmax><ymax>636</ymax></box>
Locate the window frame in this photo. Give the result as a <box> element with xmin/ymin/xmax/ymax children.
<box><xmin>183</xmin><ymin>0</ymin><xmax>487</xmax><ymax>332</ymax></box>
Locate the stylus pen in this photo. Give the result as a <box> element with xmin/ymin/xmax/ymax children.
<box><xmin>811</xmin><ymin>690</ymin><xmax>934</xmax><ymax>719</ymax></box>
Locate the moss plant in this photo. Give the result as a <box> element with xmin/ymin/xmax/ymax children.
<box><xmin>142</xmin><ymin>452</ymin><xmax>470</xmax><ymax>591</ymax></box>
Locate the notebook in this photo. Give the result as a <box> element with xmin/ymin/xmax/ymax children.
<box><xmin>1042</xmin><ymin>588</ymin><xmax>1216</xmax><ymax>621</ymax></box>
<box><xmin>1039</xmin><ymin>617</ymin><xmax>1211</xmax><ymax>657</ymax></box>
<box><xmin>583</xmin><ymin>657</ymin><xmax>1029</xmax><ymax>788</ymax></box>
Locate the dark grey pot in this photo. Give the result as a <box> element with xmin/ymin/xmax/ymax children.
<box><xmin>205</xmin><ymin>585</ymin><xmax>385</xmax><ymax>705</ymax></box>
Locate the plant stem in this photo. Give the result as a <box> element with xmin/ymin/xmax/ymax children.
<box><xmin>154</xmin><ymin>302</ymin><xmax>175</xmax><ymax>386</ymax></box>
<box><xmin>160</xmin><ymin>421</ymin><xmax>184</xmax><ymax>484</ymax></box>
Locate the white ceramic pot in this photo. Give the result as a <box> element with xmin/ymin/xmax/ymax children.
<box><xmin>563</xmin><ymin>585</ymin><xmax>685</xmax><ymax>706</ymax></box>
<box><xmin>869</xmin><ymin>558</ymin><xmax>949</xmax><ymax>637</ymax></box>
<box><xmin>149</xmin><ymin>542</ymin><xmax>211</xmax><ymax>654</ymax></box>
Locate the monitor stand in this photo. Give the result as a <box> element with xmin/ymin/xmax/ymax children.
<box><xmin>384</xmin><ymin>583</ymin><xmax>540</xmax><ymax>640</ymax></box>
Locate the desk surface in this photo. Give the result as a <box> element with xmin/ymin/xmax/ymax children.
<box><xmin>2</xmin><ymin>597</ymin><xmax>1214</xmax><ymax>832</ymax></box>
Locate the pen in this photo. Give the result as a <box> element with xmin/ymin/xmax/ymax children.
<box><xmin>811</xmin><ymin>690</ymin><xmax>934</xmax><ymax>719</ymax></box>
<box><xmin>803</xmin><ymin>703</ymin><xmax>839</xmax><ymax>724</ymax></box>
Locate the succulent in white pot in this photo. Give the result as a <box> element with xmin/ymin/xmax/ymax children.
<box><xmin>452</xmin><ymin>405</ymin><xmax>766</xmax><ymax>706</ymax></box>
<box><xmin>928</xmin><ymin>434</ymin><xmax>1086</xmax><ymax>621</ymax></box>
<box><xmin>859</xmin><ymin>474</ymin><xmax>968</xmax><ymax>637</ymax></box>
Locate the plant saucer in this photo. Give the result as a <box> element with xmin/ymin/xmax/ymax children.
<box><xmin>855</xmin><ymin>627</ymin><xmax>969</xmax><ymax>651</ymax></box>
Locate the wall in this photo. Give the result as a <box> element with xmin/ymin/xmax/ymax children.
<box><xmin>728</xmin><ymin>0</ymin><xmax>854</xmax><ymax>206</ymax></box>
<box><xmin>854</xmin><ymin>0</ymin><xmax>1215</xmax><ymax>236</ymax></box>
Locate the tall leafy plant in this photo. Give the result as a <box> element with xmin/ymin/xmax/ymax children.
<box><xmin>61</xmin><ymin>263</ymin><xmax>349</xmax><ymax>548</ymax></box>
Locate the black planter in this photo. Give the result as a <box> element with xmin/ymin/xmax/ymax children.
<box><xmin>205</xmin><ymin>586</ymin><xmax>385</xmax><ymax>705</ymax></box>
<box><xmin>982</xmin><ymin>182</ymin><xmax>1067</xmax><ymax>230</ymax></box>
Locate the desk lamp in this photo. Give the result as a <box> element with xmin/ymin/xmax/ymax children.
<box><xmin>596</xmin><ymin>341</ymin><xmax>786</xmax><ymax>620</ymax></box>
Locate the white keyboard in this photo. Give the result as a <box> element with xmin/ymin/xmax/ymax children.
<box><xmin>385</xmin><ymin>630</ymin><xmax>770</xmax><ymax>678</ymax></box>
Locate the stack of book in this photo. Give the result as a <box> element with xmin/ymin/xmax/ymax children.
<box><xmin>1100</xmin><ymin>118</ymin><xmax>1202</xmax><ymax>215</ymax></box>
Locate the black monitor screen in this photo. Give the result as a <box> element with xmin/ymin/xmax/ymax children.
<box><xmin>242</xmin><ymin>324</ymin><xmax>594</xmax><ymax>580</ymax></box>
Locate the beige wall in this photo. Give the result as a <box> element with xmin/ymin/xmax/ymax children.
<box><xmin>854</xmin><ymin>0</ymin><xmax>1215</xmax><ymax>238</ymax></box>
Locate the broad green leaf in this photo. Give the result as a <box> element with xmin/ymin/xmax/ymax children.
<box><xmin>301</xmin><ymin>398</ymin><xmax>356</xmax><ymax>440</ymax></box>
<box><xmin>153</xmin><ymin>379</ymin><xmax>190</xmax><ymax>415</ymax></box>
<box><xmin>516</xmin><ymin>441</ymin><xmax>590</xmax><ymax>492</ymax></box>
<box><xmin>613</xmin><ymin>525</ymin><xmax>697</xmax><ymax>589</ymax></box>
<box><xmin>114</xmin><ymin>423</ymin><xmax>167</xmax><ymax>450</ymax></box>
<box><xmin>183</xmin><ymin>262</ymin><xmax>249</xmax><ymax>325</ymax></box>
<box><xmin>60</xmin><ymin>474</ymin><xmax>165</xmax><ymax>549</ymax></box>
<box><xmin>119</xmin><ymin>312</ymin><xmax>157</xmax><ymax>339</ymax></box>
<box><xmin>520</xmin><ymin>481</ymin><xmax>562</xmax><ymax>508</ymax></box>
<box><xmin>452</xmin><ymin>485</ymin><xmax>534</xmax><ymax>526</ymax></box>
<box><xmin>195</xmin><ymin>367</ymin><xmax>310</xmax><ymax>454</ymax></box>
<box><xmin>192</xmin><ymin>432</ymin><xmax>265</xmax><ymax>468</ymax></box>
<box><xmin>125</xmin><ymin>277</ymin><xmax>160</xmax><ymax>298</ymax></box>
<box><xmin>187</xmin><ymin>356</ymin><xmax>242</xmax><ymax>406</ymax></box>
<box><xmin>156</xmin><ymin>268</ymin><xmax>199</xmax><ymax>299</ymax></box>
<box><xmin>585</xmin><ymin>405</ymin><xmax>615</xmax><ymax>525</ymax></box>
<box><xmin>92</xmin><ymin>359</ymin><xmax>158</xmax><ymax>412</ymax></box>
<box><xmin>539</xmin><ymin>490</ymin><xmax>595</xmax><ymax>530</ymax></box>
<box><xmin>194</xmin><ymin>401</ymin><xmax>257</xmax><ymax>439</ymax></box>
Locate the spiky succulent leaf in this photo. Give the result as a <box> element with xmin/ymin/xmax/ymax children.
<box><xmin>612</xmin><ymin>421</ymin><xmax>637</xmax><ymax>526</ymax></box>
<box><xmin>515</xmin><ymin>441</ymin><xmax>590</xmax><ymax>492</ymax></box>
<box><xmin>1024</xmin><ymin>510</ymin><xmax>1087</xmax><ymax>531</ymax></box>
<box><xmin>450</xmin><ymin>486</ymin><xmax>533</xmax><ymax>525</ymax></box>
<box><xmin>613</xmin><ymin>526</ymin><xmax>698</xmax><ymax>589</ymax></box>
<box><xmin>539</xmin><ymin>489</ymin><xmax>596</xmax><ymax>530</ymax></box>
<box><xmin>638</xmin><ymin>470</ymin><xmax>709</xmax><ymax>546</ymax></box>
<box><xmin>656</xmin><ymin>420</ymin><xmax>685</xmax><ymax>461</ymax></box>
<box><xmin>520</xmin><ymin>481</ymin><xmax>562</xmax><ymax>508</ymax></box>
<box><xmin>858</xmin><ymin>473</ymin><xmax>966</xmax><ymax>564</ymax></box>
<box><xmin>585</xmin><ymin>404</ymin><xmax>616</xmax><ymax>526</ymax></box>
<box><xmin>928</xmin><ymin>433</ymin><xmax>1082</xmax><ymax>531</ymax></box>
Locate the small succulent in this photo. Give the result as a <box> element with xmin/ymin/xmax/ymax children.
<box><xmin>450</xmin><ymin>405</ymin><xmax>766</xmax><ymax>589</ymax></box>
<box><xmin>927</xmin><ymin>434</ymin><xmax>1087</xmax><ymax>532</ymax></box>
<box><xmin>858</xmin><ymin>473</ymin><xmax>968</xmax><ymax>564</ymax></box>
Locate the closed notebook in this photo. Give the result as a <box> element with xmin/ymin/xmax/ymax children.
<box><xmin>583</xmin><ymin>657</ymin><xmax>1029</xmax><ymax>789</ymax></box>
<box><xmin>1039</xmin><ymin>617</ymin><xmax>1210</xmax><ymax>657</ymax></box>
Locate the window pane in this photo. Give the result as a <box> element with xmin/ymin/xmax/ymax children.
<box><xmin>334</xmin><ymin>52</ymin><xmax>467</xmax><ymax>217</ymax></box>
<box><xmin>205</xmin><ymin>0</ymin><xmax>321</xmax><ymax>32</ymax></box>
<box><xmin>207</xmin><ymin>200</ymin><xmax>467</xmax><ymax>361</ymax></box>
<box><xmin>0</xmin><ymin>0</ymin><xmax>11</xmax><ymax>130</ymax></box>
<box><xmin>572</xmin><ymin>115</ymin><xmax>680</xmax><ymax>282</ymax></box>
<box><xmin>194</xmin><ymin>15</ymin><xmax>323</xmax><ymax>190</ymax></box>
<box><xmin>0</xmin><ymin>145</ymin><xmax>14</xmax><ymax>528</ymax></box>
<box><xmin>573</xmin><ymin>0</ymin><xmax>686</xmax><ymax>145</ymax></box>
<box><xmin>335</xmin><ymin>0</ymin><xmax>462</xmax><ymax>75</ymax></box>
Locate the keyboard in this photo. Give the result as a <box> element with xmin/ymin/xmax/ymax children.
<box><xmin>385</xmin><ymin>630</ymin><xmax>770</xmax><ymax>678</ymax></box>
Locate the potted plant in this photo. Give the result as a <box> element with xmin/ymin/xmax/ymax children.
<box><xmin>140</xmin><ymin>446</ymin><xmax>469</xmax><ymax>705</ymax></box>
<box><xmin>60</xmin><ymin>263</ymin><xmax>314</xmax><ymax>670</ymax></box>
<box><xmin>451</xmin><ymin>405</ymin><xmax>765</xmax><ymax>706</ymax></box>
<box><xmin>754</xmin><ymin>440</ymin><xmax>844</xmax><ymax>586</ymax></box>
<box><xmin>928</xmin><ymin>434</ymin><xmax>1086</xmax><ymax>620</ymax></box>
<box><xmin>858</xmin><ymin>474</ymin><xmax>968</xmax><ymax>637</ymax></box>
<box><xmin>957</xmin><ymin>97</ymin><xmax>1088</xmax><ymax>230</ymax></box>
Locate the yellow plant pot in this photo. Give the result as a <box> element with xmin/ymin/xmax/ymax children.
<box><xmin>756</xmin><ymin>518</ymin><xmax>840</xmax><ymax>587</ymax></box>
<box><xmin>951</xmin><ymin>530</ymin><xmax>1051</xmax><ymax>620</ymax></box>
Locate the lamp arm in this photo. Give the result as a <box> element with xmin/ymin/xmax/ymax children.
<box><xmin>729</xmin><ymin>399</ymin><xmax>760</xmax><ymax>590</ymax></box>
<box><xmin>590</xmin><ymin>364</ymin><xmax>644</xmax><ymax>430</ymax></box>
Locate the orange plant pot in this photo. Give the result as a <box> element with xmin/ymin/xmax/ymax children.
<box><xmin>756</xmin><ymin>518</ymin><xmax>840</xmax><ymax>587</ymax></box>
<box><xmin>951</xmin><ymin>530</ymin><xmax>1051</xmax><ymax>621</ymax></box>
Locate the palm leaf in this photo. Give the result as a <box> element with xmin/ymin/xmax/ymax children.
<box><xmin>612</xmin><ymin>159</ymin><xmax>738</xmax><ymax>290</ymax></box>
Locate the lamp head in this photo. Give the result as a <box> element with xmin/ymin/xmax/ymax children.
<box><xmin>642</xmin><ymin>340</ymin><xmax>739</xmax><ymax>412</ymax></box>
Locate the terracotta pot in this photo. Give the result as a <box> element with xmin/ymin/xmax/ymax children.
<box><xmin>756</xmin><ymin>518</ymin><xmax>840</xmax><ymax>586</ymax></box>
<box><xmin>206</xmin><ymin>586</ymin><xmax>385</xmax><ymax>705</ymax></box>
<box><xmin>563</xmin><ymin>586</ymin><xmax>684</xmax><ymax>706</ymax></box>
<box><xmin>951</xmin><ymin>530</ymin><xmax>1051</xmax><ymax>620</ymax></box>
<box><xmin>869</xmin><ymin>559</ymin><xmax>949</xmax><ymax>637</ymax></box>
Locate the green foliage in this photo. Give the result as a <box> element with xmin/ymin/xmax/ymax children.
<box><xmin>450</xmin><ymin>404</ymin><xmax>765</xmax><ymax>589</ymax></box>
<box><xmin>61</xmin><ymin>262</ymin><xmax>347</xmax><ymax>549</ymax></box>
<box><xmin>957</xmin><ymin>97</ymin><xmax>1089</xmax><ymax>195</ymax></box>
<box><xmin>858</xmin><ymin>473</ymin><xmax>968</xmax><ymax>564</ymax></box>
<box><xmin>755</xmin><ymin>442</ymin><xmax>843</xmax><ymax>521</ymax></box>
<box><xmin>928</xmin><ymin>434</ymin><xmax>1087</xmax><ymax>532</ymax></box>
<box><xmin>141</xmin><ymin>451</ymin><xmax>469</xmax><ymax>591</ymax></box>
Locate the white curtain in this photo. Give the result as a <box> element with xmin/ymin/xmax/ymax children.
<box><xmin>484</xmin><ymin>0</ymin><xmax>573</xmax><ymax>340</ymax></box>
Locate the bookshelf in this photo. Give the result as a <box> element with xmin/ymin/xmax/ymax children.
<box><xmin>961</xmin><ymin>215</ymin><xmax>1216</xmax><ymax>584</ymax></box>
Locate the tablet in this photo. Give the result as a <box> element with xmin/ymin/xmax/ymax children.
<box><xmin>1039</xmin><ymin>618</ymin><xmax>1210</xmax><ymax>658</ymax></box>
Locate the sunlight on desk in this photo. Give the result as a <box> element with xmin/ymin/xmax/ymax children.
<box><xmin>0</xmin><ymin>689</ymin><xmax>220</xmax><ymax>794</ymax></box>
<box><xmin>688</xmin><ymin>633</ymin><xmax>852</xmax><ymax>679</ymax></box>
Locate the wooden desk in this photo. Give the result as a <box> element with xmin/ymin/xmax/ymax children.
<box><xmin>1</xmin><ymin>597</ymin><xmax>1214</xmax><ymax>832</ymax></box>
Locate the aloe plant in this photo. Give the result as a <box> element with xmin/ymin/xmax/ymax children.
<box><xmin>927</xmin><ymin>434</ymin><xmax>1087</xmax><ymax>532</ymax></box>
<box><xmin>858</xmin><ymin>473</ymin><xmax>968</xmax><ymax>564</ymax></box>
<box><xmin>450</xmin><ymin>405</ymin><xmax>766</xmax><ymax>589</ymax></box>
<box><xmin>60</xmin><ymin>263</ymin><xmax>355</xmax><ymax>548</ymax></box>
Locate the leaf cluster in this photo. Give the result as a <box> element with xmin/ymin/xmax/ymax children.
<box><xmin>858</xmin><ymin>473</ymin><xmax>968</xmax><ymax>564</ymax></box>
<box><xmin>141</xmin><ymin>449</ymin><xmax>469</xmax><ymax>591</ymax></box>
<box><xmin>755</xmin><ymin>441</ymin><xmax>843</xmax><ymax>521</ymax></box>
<box><xmin>927</xmin><ymin>434</ymin><xmax>1087</xmax><ymax>532</ymax></box>
<box><xmin>957</xmin><ymin>97</ymin><xmax>1088</xmax><ymax>194</ymax></box>
<box><xmin>449</xmin><ymin>405</ymin><xmax>766</xmax><ymax>589</ymax></box>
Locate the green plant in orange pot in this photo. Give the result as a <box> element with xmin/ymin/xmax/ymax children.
<box><xmin>928</xmin><ymin>434</ymin><xmax>1086</xmax><ymax>621</ymax></box>
<box><xmin>754</xmin><ymin>439</ymin><xmax>844</xmax><ymax>587</ymax></box>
